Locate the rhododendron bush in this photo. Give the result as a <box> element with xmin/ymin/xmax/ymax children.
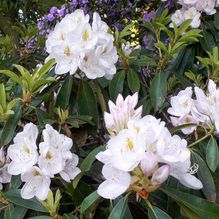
<box><xmin>1</xmin><ymin>0</ymin><xmax>219</xmax><ymax>218</ymax></box>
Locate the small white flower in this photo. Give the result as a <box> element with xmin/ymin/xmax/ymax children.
<box><xmin>170</xmin><ymin>9</ymin><xmax>185</xmax><ymax>28</ymax></box>
<box><xmin>96</xmin><ymin>129</ymin><xmax>145</xmax><ymax>172</ymax></box>
<box><xmin>168</xmin><ymin>87</ymin><xmax>193</xmax><ymax>117</ymax></box>
<box><xmin>97</xmin><ymin>165</ymin><xmax>131</xmax><ymax>199</ymax></box>
<box><xmin>7</xmin><ymin>123</ymin><xmax>39</xmax><ymax>175</ymax></box>
<box><xmin>183</xmin><ymin>7</ymin><xmax>201</xmax><ymax>28</ymax></box>
<box><xmin>60</xmin><ymin>154</ymin><xmax>81</xmax><ymax>182</ymax></box>
<box><xmin>21</xmin><ymin>166</ymin><xmax>51</xmax><ymax>200</ymax></box>
<box><xmin>156</xmin><ymin>130</ymin><xmax>190</xmax><ymax>164</ymax></box>
<box><xmin>38</xmin><ymin>146</ymin><xmax>64</xmax><ymax>177</ymax></box>
<box><xmin>40</xmin><ymin>124</ymin><xmax>73</xmax><ymax>160</ymax></box>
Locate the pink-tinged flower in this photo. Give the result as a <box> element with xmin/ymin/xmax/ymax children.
<box><xmin>140</xmin><ymin>152</ymin><xmax>158</xmax><ymax>176</ymax></box>
<box><xmin>104</xmin><ymin>93</ymin><xmax>142</xmax><ymax>135</ymax></box>
<box><xmin>151</xmin><ymin>165</ymin><xmax>170</xmax><ymax>185</ymax></box>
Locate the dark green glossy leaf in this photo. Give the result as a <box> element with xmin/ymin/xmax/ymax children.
<box><xmin>4</xmin><ymin>189</ymin><xmax>47</xmax><ymax>212</ymax></box>
<box><xmin>10</xmin><ymin>175</ymin><xmax>22</xmax><ymax>189</ymax></box>
<box><xmin>161</xmin><ymin>187</ymin><xmax>219</xmax><ymax>219</ymax></box>
<box><xmin>62</xmin><ymin>214</ymin><xmax>78</xmax><ymax>219</ymax></box>
<box><xmin>56</xmin><ymin>75</ymin><xmax>73</xmax><ymax>108</ymax></box>
<box><xmin>80</xmin><ymin>145</ymin><xmax>105</xmax><ymax>172</ymax></box>
<box><xmin>27</xmin><ymin>217</ymin><xmax>52</xmax><ymax>219</ymax></box>
<box><xmin>206</xmin><ymin>136</ymin><xmax>218</xmax><ymax>172</ymax></box>
<box><xmin>77</xmin><ymin>80</ymin><xmax>98</xmax><ymax>126</ymax></box>
<box><xmin>148</xmin><ymin>206</ymin><xmax>172</xmax><ymax>219</ymax></box>
<box><xmin>108</xmin><ymin>196</ymin><xmax>128</xmax><ymax>219</ymax></box>
<box><xmin>0</xmin><ymin>103</ymin><xmax>21</xmax><ymax>146</ymax></box>
<box><xmin>10</xmin><ymin>206</ymin><xmax>27</xmax><ymax>219</ymax></box>
<box><xmin>192</xmin><ymin>152</ymin><xmax>216</xmax><ymax>201</ymax></box>
<box><xmin>150</xmin><ymin>73</ymin><xmax>167</xmax><ymax>111</ymax></box>
<box><xmin>109</xmin><ymin>71</ymin><xmax>126</xmax><ymax>101</ymax></box>
<box><xmin>127</xmin><ymin>68</ymin><xmax>140</xmax><ymax>93</ymax></box>
<box><xmin>80</xmin><ymin>191</ymin><xmax>101</xmax><ymax>214</ymax></box>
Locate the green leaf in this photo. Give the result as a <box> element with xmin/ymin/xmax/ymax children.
<box><xmin>161</xmin><ymin>187</ymin><xmax>219</xmax><ymax>219</ymax></box>
<box><xmin>150</xmin><ymin>72</ymin><xmax>167</xmax><ymax>111</ymax></box>
<box><xmin>4</xmin><ymin>189</ymin><xmax>47</xmax><ymax>212</ymax></box>
<box><xmin>10</xmin><ymin>175</ymin><xmax>22</xmax><ymax>189</ymax></box>
<box><xmin>0</xmin><ymin>84</ymin><xmax>6</xmax><ymax>110</ymax></box>
<box><xmin>148</xmin><ymin>206</ymin><xmax>172</xmax><ymax>219</ymax></box>
<box><xmin>80</xmin><ymin>145</ymin><xmax>105</xmax><ymax>172</ymax></box>
<box><xmin>10</xmin><ymin>206</ymin><xmax>27</xmax><ymax>219</ymax></box>
<box><xmin>127</xmin><ymin>69</ymin><xmax>140</xmax><ymax>93</ymax></box>
<box><xmin>0</xmin><ymin>70</ymin><xmax>22</xmax><ymax>85</ymax></box>
<box><xmin>109</xmin><ymin>71</ymin><xmax>126</xmax><ymax>101</ymax></box>
<box><xmin>108</xmin><ymin>196</ymin><xmax>129</xmax><ymax>219</ymax></box>
<box><xmin>206</xmin><ymin>136</ymin><xmax>218</xmax><ymax>172</ymax></box>
<box><xmin>27</xmin><ymin>217</ymin><xmax>52</xmax><ymax>219</ymax></box>
<box><xmin>56</xmin><ymin>75</ymin><xmax>73</xmax><ymax>108</ymax></box>
<box><xmin>77</xmin><ymin>80</ymin><xmax>98</xmax><ymax>126</ymax></box>
<box><xmin>36</xmin><ymin>59</ymin><xmax>55</xmax><ymax>77</ymax></box>
<box><xmin>80</xmin><ymin>191</ymin><xmax>101</xmax><ymax>214</ymax></box>
<box><xmin>192</xmin><ymin>152</ymin><xmax>216</xmax><ymax>201</ymax></box>
<box><xmin>178</xmin><ymin>202</ymin><xmax>200</xmax><ymax>219</ymax></box>
<box><xmin>62</xmin><ymin>214</ymin><xmax>78</xmax><ymax>219</ymax></box>
<box><xmin>0</xmin><ymin>103</ymin><xmax>21</xmax><ymax>146</ymax></box>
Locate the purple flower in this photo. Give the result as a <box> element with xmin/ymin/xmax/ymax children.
<box><xmin>37</xmin><ymin>21</ymin><xmax>44</xmax><ymax>30</ymax></box>
<box><xmin>59</xmin><ymin>8</ymin><xmax>66</xmax><ymax>17</ymax></box>
<box><xmin>143</xmin><ymin>10</ymin><xmax>155</xmax><ymax>22</ymax></box>
<box><xmin>71</xmin><ymin>0</ymin><xmax>78</xmax><ymax>5</ymax></box>
<box><xmin>46</xmin><ymin>13</ymin><xmax>55</xmax><ymax>22</ymax></box>
<box><xmin>82</xmin><ymin>0</ymin><xmax>89</xmax><ymax>3</ymax></box>
<box><xmin>143</xmin><ymin>36</ymin><xmax>147</xmax><ymax>47</ymax></box>
<box><xmin>50</xmin><ymin>6</ymin><xmax>58</xmax><ymax>15</ymax></box>
<box><xmin>164</xmin><ymin>0</ymin><xmax>174</xmax><ymax>9</ymax></box>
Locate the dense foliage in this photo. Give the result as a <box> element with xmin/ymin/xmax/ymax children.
<box><xmin>1</xmin><ymin>0</ymin><xmax>219</xmax><ymax>219</ymax></box>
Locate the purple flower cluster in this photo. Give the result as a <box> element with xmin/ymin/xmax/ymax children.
<box><xmin>37</xmin><ymin>1</ymin><xmax>89</xmax><ymax>35</ymax></box>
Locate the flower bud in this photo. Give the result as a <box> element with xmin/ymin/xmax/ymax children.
<box><xmin>140</xmin><ymin>152</ymin><xmax>158</xmax><ymax>176</ymax></box>
<box><xmin>151</xmin><ymin>165</ymin><xmax>170</xmax><ymax>185</ymax></box>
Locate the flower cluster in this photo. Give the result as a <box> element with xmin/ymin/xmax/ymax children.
<box><xmin>168</xmin><ymin>80</ymin><xmax>219</xmax><ymax>135</ymax></box>
<box><xmin>7</xmin><ymin>123</ymin><xmax>80</xmax><ymax>200</ymax></box>
<box><xmin>96</xmin><ymin>93</ymin><xmax>203</xmax><ymax>200</ymax></box>
<box><xmin>46</xmin><ymin>9</ymin><xmax>118</xmax><ymax>80</ymax></box>
<box><xmin>162</xmin><ymin>0</ymin><xmax>219</xmax><ymax>28</ymax></box>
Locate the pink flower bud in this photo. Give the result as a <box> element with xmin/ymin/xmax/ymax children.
<box><xmin>151</xmin><ymin>165</ymin><xmax>170</xmax><ymax>185</ymax></box>
<box><xmin>140</xmin><ymin>152</ymin><xmax>158</xmax><ymax>176</ymax></box>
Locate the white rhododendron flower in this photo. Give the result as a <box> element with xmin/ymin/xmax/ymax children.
<box><xmin>21</xmin><ymin>166</ymin><xmax>51</xmax><ymax>200</ymax></box>
<box><xmin>7</xmin><ymin>123</ymin><xmax>39</xmax><ymax>175</ymax></box>
<box><xmin>104</xmin><ymin>93</ymin><xmax>142</xmax><ymax>135</ymax></box>
<box><xmin>169</xmin><ymin>0</ymin><xmax>218</xmax><ymax>28</ymax></box>
<box><xmin>97</xmin><ymin>165</ymin><xmax>131</xmax><ymax>199</ymax></box>
<box><xmin>97</xmin><ymin>93</ymin><xmax>202</xmax><ymax>199</ymax></box>
<box><xmin>7</xmin><ymin>123</ymin><xmax>80</xmax><ymax>200</ymax></box>
<box><xmin>40</xmin><ymin>124</ymin><xmax>73</xmax><ymax>160</ymax></box>
<box><xmin>122</xmin><ymin>41</ymin><xmax>141</xmax><ymax>58</ymax></box>
<box><xmin>46</xmin><ymin>9</ymin><xmax>118</xmax><ymax>79</ymax></box>
<box><xmin>168</xmin><ymin>80</ymin><xmax>219</xmax><ymax>134</ymax></box>
<box><xmin>60</xmin><ymin>154</ymin><xmax>81</xmax><ymax>182</ymax></box>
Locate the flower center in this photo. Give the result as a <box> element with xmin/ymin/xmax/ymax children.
<box><xmin>23</xmin><ymin>145</ymin><xmax>30</xmax><ymax>154</ymax></box>
<box><xmin>33</xmin><ymin>170</ymin><xmax>41</xmax><ymax>176</ymax></box>
<box><xmin>127</xmin><ymin>138</ymin><xmax>134</xmax><ymax>150</ymax></box>
<box><xmin>64</xmin><ymin>46</ymin><xmax>71</xmax><ymax>56</ymax></box>
<box><xmin>46</xmin><ymin>151</ymin><xmax>53</xmax><ymax>159</ymax></box>
<box><xmin>82</xmin><ymin>30</ymin><xmax>90</xmax><ymax>41</ymax></box>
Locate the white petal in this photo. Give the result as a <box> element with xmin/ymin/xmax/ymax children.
<box><xmin>97</xmin><ymin>180</ymin><xmax>128</xmax><ymax>199</ymax></box>
<box><xmin>179</xmin><ymin>173</ymin><xmax>203</xmax><ymax>190</ymax></box>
